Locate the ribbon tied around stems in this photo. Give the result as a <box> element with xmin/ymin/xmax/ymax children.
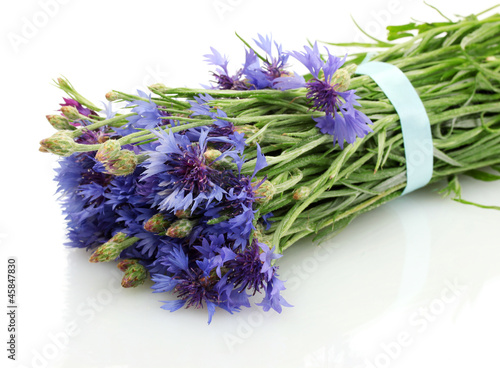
<box><xmin>356</xmin><ymin>60</ymin><xmax>433</xmax><ymax>195</ymax></box>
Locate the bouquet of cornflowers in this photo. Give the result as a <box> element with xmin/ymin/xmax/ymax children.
<box><xmin>40</xmin><ymin>7</ymin><xmax>500</xmax><ymax>323</ymax></box>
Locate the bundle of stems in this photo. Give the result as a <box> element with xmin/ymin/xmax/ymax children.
<box><xmin>39</xmin><ymin>8</ymin><xmax>500</xmax><ymax>319</ymax></box>
<box><xmin>100</xmin><ymin>11</ymin><xmax>500</xmax><ymax>252</ymax></box>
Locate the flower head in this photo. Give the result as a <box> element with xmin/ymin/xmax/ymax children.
<box><xmin>276</xmin><ymin>42</ymin><xmax>373</xmax><ymax>148</ymax></box>
<box><xmin>143</xmin><ymin>129</ymin><xmax>226</xmax><ymax>213</ymax></box>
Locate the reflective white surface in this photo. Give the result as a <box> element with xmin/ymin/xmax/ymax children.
<box><xmin>2</xmin><ymin>1</ymin><xmax>500</xmax><ymax>367</ymax></box>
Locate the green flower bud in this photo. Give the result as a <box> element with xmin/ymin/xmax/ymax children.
<box><xmin>253</xmin><ymin>223</ymin><xmax>273</xmax><ymax>246</ymax></box>
<box><xmin>293</xmin><ymin>186</ymin><xmax>311</xmax><ymax>201</ymax></box>
<box><xmin>105</xmin><ymin>91</ymin><xmax>120</xmax><ymax>101</ymax></box>
<box><xmin>117</xmin><ymin>259</ymin><xmax>147</xmax><ymax>288</ymax></box>
<box><xmin>166</xmin><ymin>219</ymin><xmax>195</xmax><ymax>238</ymax></box>
<box><xmin>46</xmin><ymin>115</ymin><xmax>75</xmax><ymax>131</ymax></box>
<box><xmin>95</xmin><ymin>140</ymin><xmax>121</xmax><ymax>162</ymax></box>
<box><xmin>117</xmin><ymin>259</ymin><xmax>138</xmax><ymax>272</ymax></box>
<box><xmin>104</xmin><ymin>150</ymin><xmax>138</xmax><ymax>176</ymax></box>
<box><xmin>253</xmin><ymin>180</ymin><xmax>275</xmax><ymax>205</ymax></box>
<box><xmin>331</xmin><ymin>64</ymin><xmax>356</xmax><ymax>92</ymax></box>
<box><xmin>57</xmin><ymin>77</ymin><xmax>71</xmax><ymax>90</ymax></box>
<box><xmin>175</xmin><ymin>210</ymin><xmax>190</xmax><ymax>219</ymax></box>
<box><xmin>60</xmin><ymin>106</ymin><xmax>81</xmax><ymax>121</ymax></box>
<box><xmin>235</xmin><ymin>125</ymin><xmax>259</xmax><ymax>138</ymax></box>
<box><xmin>144</xmin><ymin>213</ymin><xmax>171</xmax><ymax>233</ymax></box>
<box><xmin>204</xmin><ymin>149</ymin><xmax>222</xmax><ymax>163</ymax></box>
<box><xmin>39</xmin><ymin>131</ymin><xmax>77</xmax><ymax>156</ymax></box>
<box><xmin>148</xmin><ymin>83</ymin><xmax>168</xmax><ymax>94</ymax></box>
<box><xmin>331</xmin><ymin>69</ymin><xmax>351</xmax><ymax>92</ymax></box>
<box><xmin>89</xmin><ymin>232</ymin><xmax>130</xmax><ymax>263</ymax></box>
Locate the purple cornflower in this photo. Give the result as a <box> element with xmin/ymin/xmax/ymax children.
<box><xmin>55</xmin><ymin>152</ymin><xmax>117</xmax><ymax>249</ymax></box>
<box><xmin>205</xmin><ymin>34</ymin><xmax>293</xmax><ymax>90</ymax></box>
<box><xmin>60</xmin><ymin>97</ymin><xmax>96</xmax><ymax>117</ymax></box>
<box><xmin>244</xmin><ymin>34</ymin><xmax>292</xmax><ymax>89</ymax></box>
<box><xmin>224</xmin><ymin>241</ymin><xmax>271</xmax><ymax>293</ymax></box>
<box><xmin>143</xmin><ymin>129</ymin><xmax>226</xmax><ymax>212</ymax></box>
<box><xmin>275</xmin><ymin>42</ymin><xmax>373</xmax><ymax>148</ymax></box>
<box><xmin>187</xmin><ymin>94</ymin><xmax>245</xmax><ymax>152</ymax></box>
<box><xmin>256</xmin><ymin>273</ymin><xmax>292</xmax><ymax>313</ymax></box>
<box><xmin>115</xmin><ymin>90</ymin><xmax>172</xmax><ymax>136</ymax></box>
<box><xmin>152</xmin><ymin>248</ymin><xmax>222</xmax><ymax>323</ymax></box>
<box><xmin>207</xmin><ymin>144</ymin><xmax>268</xmax><ymax>249</ymax></box>
<box><xmin>204</xmin><ymin>47</ymin><xmax>251</xmax><ymax>90</ymax></box>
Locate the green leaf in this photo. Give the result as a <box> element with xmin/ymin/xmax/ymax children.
<box><xmin>438</xmin><ymin>175</ymin><xmax>461</xmax><ymax>198</ymax></box>
<box><xmin>433</xmin><ymin>147</ymin><xmax>464</xmax><ymax>167</ymax></box>
<box><xmin>464</xmin><ymin>169</ymin><xmax>500</xmax><ymax>182</ymax></box>
<box><xmin>351</xmin><ymin>16</ymin><xmax>393</xmax><ymax>47</ymax></box>
<box><xmin>374</xmin><ymin>130</ymin><xmax>386</xmax><ymax>173</ymax></box>
<box><xmin>423</xmin><ymin>1</ymin><xmax>452</xmax><ymax>22</ymax></box>
<box><xmin>387</xmin><ymin>32</ymin><xmax>415</xmax><ymax>41</ymax></box>
<box><xmin>454</xmin><ymin>198</ymin><xmax>500</xmax><ymax>211</ymax></box>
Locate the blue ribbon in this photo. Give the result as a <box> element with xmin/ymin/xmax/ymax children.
<box><xmin>356</xmin><ymin>61</ymin><xmax>433</xmax><ymax>195</ymax></box>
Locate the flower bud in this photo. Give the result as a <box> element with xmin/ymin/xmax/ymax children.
<box><xmin>144</xmin><ymin>213</ymin><xmax>171</xmax><ymax>233</ymax></box>
<box><xmin>174</xmin><ymin>210</ymin><xmax>190</xmax><ymax>219</ymax></box>
<box><xmin>166</xmin><ymin>219</ymin><xmax>195</xmax><ymax>238</ymax></box>
<box><xmin>60</xmin><ymin>106</ymin><xmax>81</xmax><ymax>121</ymax></box>
<box><xmin>57</xmin><ymin>77</ymin><xmax>71</xmax><ymax>90</ymax></box>
<box><xmin>105</xmin><ymin>150</ymin><xmax>138</xmax><ymax>176</ymax></box>
<box><xmin>204</xmin><ymin>149</ymin><xmax>222</xmax><ymax>163</ymax></box>
<box><xmin>46</xmin><ymin>115</ymin><xmax>75</xmax><ymax>131</ymax></box>
<box><xmin>117</xmin><ymin>259</ymin><xmax>137</xmax><ymax>272</ymax></box>
<box><xmin>253</xmin><ymin>180</ymin><xmax>275</xmax><ymax>205</ymax></box>
<box><xmin>293</xmin><ymin>186</ymin><xmax>311</xmax><ymax>201</ymax></box>
<box><xmin>148</xmin><ymin>83</ymin><xmax>168</xmax><ymax>94</ymax></box>
<box><xmin>331</xmin><ymin>68</ymin><xmax>351</xmax><ymax>92</ymax></box>
<box><xmin>97</xmin><ymin>135</ymin><xmax>109</xmax><ymax>144</ymax></box>
<box><xmin>39</xmin><ymin>131</ymin><xmax>77</xmax><ymax>156</ymax></box>
<box><xmin>105</xmin><ymin>91</ymin><xmax>120</xmax><ymax>101</ymax></box>
<box><xmin>95</xmin><ymin>139</ymin><xmax>121</xmax><ymax>162</ymax></box>
<box><xmin>235</xmin><ymin>125</ymin><xmax>259</xmax><ymax>138</ymax></box>
<box><xmin>89</xmin><ymin>232</ymin><xmax>130</xmax><ymax>263</ymax></box>
<box><xmin>117</xmin><ymin>259</ymin><xmax>147</xmax><ymax>288</ymax></box>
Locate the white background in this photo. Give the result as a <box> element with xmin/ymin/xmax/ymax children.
<box><xmin>1</xmin><ymin>1</ymin><xmax>500</xmax><ymax>367</ymax></box>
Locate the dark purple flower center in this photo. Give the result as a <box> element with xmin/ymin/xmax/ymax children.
<box><xmin>169</xmin><ymin>144</ymin><xmax>216</xmax><ymax>195</ymax></box>
<box><xmin>264</xmin><ymin>59</ymin><xmax>289</xmax><ymax>80</ymax></box>
<box><xmin>225</xmin><ymin>243</ymin><xmax>265</xmax><ymax>293</ymax></box>
<box><xmin>306</xmin><ymin>78</ymin><xmax>341</xmax><ymax>115</ymax></box>
<box><xmin>174</xmin><ymin>271</ymin><xmax>219</xmax><ymax>309</ymax></box>
<box><xmin>212</xmin><ymin>72</ymin><xmax>249</xmax><ymax>90</ymax></box>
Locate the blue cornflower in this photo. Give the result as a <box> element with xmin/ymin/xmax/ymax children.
<box><xmin>55</xmin><ymin>152</ymin><xmax>117</xmax><ymax>249</ymax></box>
<box><xmin>193</xmin><ymin>235</ymin><xmax>237</xmax><ymax>278</ymax></box>
<box><xmin>187</xmin><ymin>94</ymin><xmax>246</xmax><ymax>152</ymax></box>
<box><xmin>275</xmin><ymin>42</ymin><xmax>373</xmax><ymax>148</ymax></box>
<box><xmin>256</xmin><ymin>273</ymin><xmax>292</xmax><ymax>313</ymax></box>
<box><xmin>154</xmin><ymin>257</ymin><xmax>221</xmax><ymax>324</ymax></box>
<box><xmin>101</xmin><ymin>101</ymin><xmax>117</xmax><ymax>120</ymax></box>
<box><xmin>244</xmin><ymin>34</ymin><xmax>292</xmax><ymax>89</ymax></box>
<box><xmin>205</xmin><ymin>34</ymin><xmax>294</xmax><ymax>90</ymax></box>
<box><xmin>223</xmin><ymin>241</ymin><xmax>268</xmax><ymax>293</ymax></box>
<box><xmin>261</xmin><ymin>212</ymin><xmax>274</xmax><ymax>230</ymax></box>
<box><xmin>204</xmin><ymin>47</ymin><xmax>251</xmax><ymax>90</ymax></box>
<box><xmin>114</xmin><ymin>90</ymin><xmax>172</xmax><ymax>136</ymax></box>
<box><xmin>143</xmin><ymin>129</ymin><xmax>226</xmax><ymax>213</ymax></box>
<box><xmin>207</xmin><ymin>144</ymin><xmax>268</xmax><ymax>249</ymax></box>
